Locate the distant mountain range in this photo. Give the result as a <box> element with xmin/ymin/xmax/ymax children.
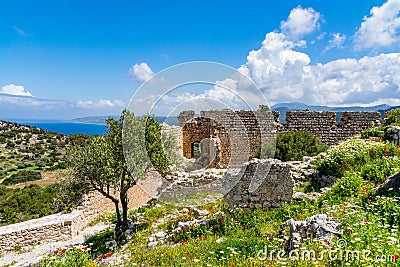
<box><xmin>71</xmin><ymin>103</ymin><xmax>399</xmax><ymax>125</ymax></box>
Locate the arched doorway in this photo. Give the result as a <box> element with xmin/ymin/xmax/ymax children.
<box><xmin>191</xmin><ymin>141</ymin><xmax>201</xmax><ymax>158</ymax></box>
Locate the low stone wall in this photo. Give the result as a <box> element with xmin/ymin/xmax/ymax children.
<box><xmin>223</xmin><ymin>159</ymin><xmax>293</xmax><ymax>209</ymax></box>
<box><xmin>0</xmin><ymin>210</ymin><xmax>80</xmax><ymax>251</ymax></box>
<box><xmin>0</xmin><ymin>185</ymin><xmax>150</xmax><ymax>252</ymax></box>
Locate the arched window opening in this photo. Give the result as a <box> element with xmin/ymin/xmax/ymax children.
<box><xmin>191</xmin><ymin>141</ymin><xmax>201</xmax><ymax>158</ymax></box>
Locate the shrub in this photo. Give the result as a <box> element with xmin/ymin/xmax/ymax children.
<box><xmin>16</xmin><ymin>163</ymin><xmax>25</xmax><ymax>169</ymax></box>
<box><xmin>252</xmin><ymin>140</ymin><xmax>276</xmax><ymax>159</ymax></box>
<box><xmin>360</xmin><ymin>108</ymin><xmax>400</xmax><ymax>141</ymax></box>
<box><xmin>253</xmin><ymin>131</ymin><xmax>328</xmax><ymax>161</ymax></box>
<box><xmin>0</xmin><ymin>183</ymin><xmax>81</xmax><ymax>226</ymax></box>
<box><xmin>319</xmin><ymin>174</ymin><xmax>366</xmax><ymax>205</ymax></box>
<box><xmin>316</xmin><ymin>139</ymin><xmax>400</xmax><ymax>184</ymax></box>
<box><xmin>360</xmin><ymin>127</ymin><xmax>384</xmax><ymax>139</ymax></box>
<box><xmin>1</xmin><ymin>170</ymin><xmax>42</xmax><ymax>185</ymax></box>
<box><xmin>384</xmin><ymin>108</ymin><xmax>400</xmax><ymax>126</ymax></box>
<box><xmin>37</xmin><ymin>246</ymin><xmax>97</xmax><ymax>267</ymax></box>
<box><xmin>275</xmin><ymin>131</ymin><xmax>328</xmax><ymax>161</ymax></box>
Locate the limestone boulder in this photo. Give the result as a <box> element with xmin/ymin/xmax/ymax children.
<box><xmin>280</xmin><ymin>214</ymin><xmax>343</xmax><ymax>251</ymax></box>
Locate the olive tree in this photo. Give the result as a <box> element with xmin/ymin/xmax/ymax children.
<box><xmin>68</xmin><ymin>110</ymin><xmax>174</xmax><ymax>231</ymax></box>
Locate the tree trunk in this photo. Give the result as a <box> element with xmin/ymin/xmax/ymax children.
<box><xmin>120</xmin><ymin>190</ymin><xmax>129</xmax><ymax>231</ymax></box>
<box><xmin>113</xmin><ymin>199</ymin><xmax>121</xmax><ymax>223</ymax></box>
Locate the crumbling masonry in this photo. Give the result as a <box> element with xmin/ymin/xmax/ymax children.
<box><xmin>176</xmin><ymin>109</ymin><xmax>386</xmax><ymax>168</ymax></box>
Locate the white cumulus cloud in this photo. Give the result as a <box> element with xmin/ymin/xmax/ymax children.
<box><xmin>324</xmin><ymin>33</ymin><xmax>346</xmax><ymax>52</ymax></box>
<box><xmin>239</xmin><ymin>30</ymin><xmax>400</xmax><ymax>106</ymax></box>
<box><xmin>354</xmin><ymin>0</ymin><xmax>400</xmax><ymax>50</ymax></box>
<box><xmin>280</xmin><ymin>6</ymin><xmax>321</xmax><ymax>39</ymax></box>
<box><xmin>1</xmin><ymin>84</ymin><xmax>34</xmax><ymax>97</ymax></box>
<box><xmin>76</xmin><ymin>99</ymin><xmax>126</xmax><ymax>109</ymax></box>
<box><xmin>129</xmin><ymin>62</ymin><xmax>154</xmax><ymax>82</ymax></box>
<box><xmin>238</xmin><ymin>32</ymin><xmax>310</xmax><ymax>101</ymax></box>
<box><xmin>127</xmin><ymin>4</ymin><xmax>400</xmax><ymax>112</ymax></box>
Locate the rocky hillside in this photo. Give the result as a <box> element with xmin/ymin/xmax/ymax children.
<box><xmin>0</xmin><ymin>120</ymin><xmax>87</xmax><ymax>186</ymax></box>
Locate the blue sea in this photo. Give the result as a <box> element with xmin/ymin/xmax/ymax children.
<box><xmin>10</xmin><ymin>120</ymin><xmax>106</xmax><ymax>136</ymax></box>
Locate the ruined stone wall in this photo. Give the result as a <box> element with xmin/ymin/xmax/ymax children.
<box><xmin>162</xmin><ymin>123</ymin><xmax>183</xmax><ymax>156</ymax></box>
<box><xmin>0</xmin><ymin>186</ymin><xmax>150</xmax><ymax>251</ymax></box>
<box><xmin>336</xmin><ymin>112</ymin><xmax>381</xmax><ymax>142</ymax></box>
<box><xmin>199</xmin><ymin>110</ymin><xmax>276</xmax><ymax>168</ymax></box>
<box><xmin>177</xmin><ymin>110</ymin><xmax>195</xmax><ymax>126</ymax></box>
<box><xmin>174</xmin><ymin>109</ymin><xmax>383</xmax><ymax>168</ymax></box>
<box><xmin>283</xmin><ymin>111</ymin><xmax>381</xmax><ymax>145</ymax></box>
<box><xmin>223</xmin><ymin>159</ymin><xmax>293</xmax><ymax>208</ymax></box>
<box><xmin>284</xmin><ymin>111</ymin><xmax>336</xmax><ymax>144</ymax></box>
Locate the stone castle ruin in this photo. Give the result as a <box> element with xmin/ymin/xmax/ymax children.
<box><xmin>178</xmin><ymin>109</ymin><xmax>276</xmax><ymax>169</ymax></box>
<box><xmin>167</xmin><ymin>108</ymin><xmax>387</xmax><ymax>209</ymax></box>
<box><xmin>176</xmin><ymin>109</ymin><xmax>384</xmax><ymax>169</ymax></box>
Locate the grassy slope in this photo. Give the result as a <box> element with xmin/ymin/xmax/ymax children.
<box><xmin>36</xmin><ymin>138</ymin><xmax>400</xmax><ymax>267</ymax></box>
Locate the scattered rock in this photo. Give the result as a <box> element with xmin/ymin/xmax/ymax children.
<box><xmin>146</xmin><ymin>208</ymin><xmax>215</xmax><ymax>247</ymax></box>
<box><xmin>191</xmin><ymin>207</ymin><xmax>209</xmax><ymax>217</ymax></box>
<box><xmin>288</xmin><ymin>156</ymin><xmax>318</xmax><ymax>187</ymax></box>
<box><xmin>292</xmin><ymin>191</ymin><xmax>324</xmax><ymax>202</ymax></box>
<box><xmin>155</xmin><ymin>231</ymin><xmax>166</xmax><ymax>239</ymax></box>
<box><xmin>148</xmin><ymin>241</ymin><xmax>159</xmax><ymax>247</ymax></box>
<box><xmin>379</xmin><ymin>173</ymin><xmax>400</xmax><ymax>191</ymax></box>
<box><xmin>385</xmin><ymin>126</ymin><xmax>400</xmax><ymax>145</ymax></box>
<box><xmin>292</xmin><ymin>192</ymin><xmax>307</xmax><ymax>201</ymax></box>
<box><xmin>316</xmin><ymin>175</ymin><xmax>338</xmax><ymax>188</ymax></box>
<box><xmin>280</xmin><ymin>214</ymin><xmax>342</xmax><ymax>251</ymax></box>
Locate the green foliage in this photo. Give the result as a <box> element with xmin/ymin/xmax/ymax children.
<box><xmin>67</xmin><ymin>133</ymin><xmax>123</xmax><ymax>218</ymax></box>
<box><xmin>316</xmin><ymin>138</ymin><xmax>400</xmax><ymax>184</ymax></box>
<box><xmin>84</xmin><ymin>228</ymin><xmax>115</xmax><ymax>255</ymax></box>
<box><xmin>5</xmin><ymin>141</ymin><xmax>15</xmax><ymax>148</ymax></box>
<box><xmin>253</xmin><ymin>140</ymin><xmax>276</xmax><ymax>159</ymax></box>
<box><xmin>384</xmin><ymin>108</ymin><xmax>400</xmax><ymax>126</ymax></box>
<box><xmin>360</xmin><ymin>109</ymin><xmax>400</xmax><ymax>142</ymax></box>
<box><xmin>1</xmin><ymin>170</ymin><xmax>42</xmax><ymax>185</ymax></box>
<box><xmin>361</xmin><ymin>126</ymin><xmax>384</xmax><ymax>139</ymax></box>
<box><xmin>0</xmin><ymin>184</ymin><xmax>67</xmax><ymax>225</ymax></box>
<box><xmin>319</xmin><ymin>174</ymin><xmax>367</xmax><ymax>205</ymax></box>
<box><xmin>68</xmin><ymin>110</ymin><xmax>174</xmax><ymax>229</ymax></box>
<box><xmin>253</xmin><ymin>131</ymin><xmax>328</xmax><ymax>161</ymax></box>
<box><xmin>258</xmin><ymin>104</ymin><xmax>270</xmax><ymax>111</ymax></box>
<box><xmin>275</xmin><ymin>131</ymin><xmax>328</xmax><ymax>161</ymax></box>
<box><xmin>53</xmin><ymin>171</ymin><xmax>89</xmax><ymax>213</ymax></box>
<box><xmin>37</xmin><ymin>245</ymin><xmax>99</xmax><ymax>267</ymax></box>
<box><xmin>144</xmin><ymin>115</ymin><xmax>172</xmax><ymax>176</ymax></box>
<box><xmin>0</xmin><ymin>121</ymin><xmax>88</xmax><ymax>190</ymax></box>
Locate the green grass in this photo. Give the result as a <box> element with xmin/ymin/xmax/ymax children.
<box><xmin>35</xmin><ymin>137</ymin><xmax>400</xmax><ymax>266</ymax></box>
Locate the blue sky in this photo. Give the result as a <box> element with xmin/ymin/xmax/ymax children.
<box><xmin>1</xmin><ymin>0</ymin><xmax>399</xmax><ymax>119</ymax></box>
